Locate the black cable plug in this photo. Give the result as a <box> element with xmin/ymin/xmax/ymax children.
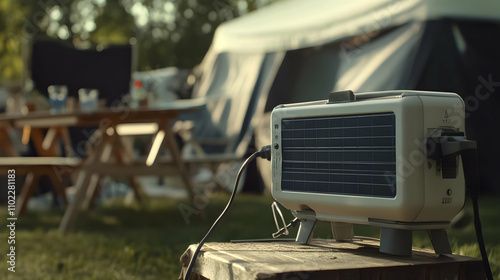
<box><xmin>257</xmin><ymin>145</ymin><xmax>271</xmax><ymax>161</ymax></box>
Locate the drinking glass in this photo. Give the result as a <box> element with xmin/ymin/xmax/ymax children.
<box><xmin>47</xmin><ymin>85</ymin><xmax>68</xmax><ymax>113</ymax></box>
<box><xmin>78</xmin><ymin>88</ymin><xmax>99</xmax><ymax>112</ymax></box>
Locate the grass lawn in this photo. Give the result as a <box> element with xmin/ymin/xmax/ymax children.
<box><xmin>0</xmin><ymin>193</ymin><xmax>498</xmax><ymax>279</ymax></box>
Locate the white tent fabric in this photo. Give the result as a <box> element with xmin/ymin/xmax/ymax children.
<box><xmin>212</xmin><ymin>0</ymin><xmax>500</xmax><ymax>53</ymax></box>
<box><xmin>182</xmin><ymin>51</ymin><xmax>284</xmax><ymax>156</ymax></box>
<box><xmin>198</xmin><ymin>53</ymin><xmax>265</xmax><ymax>137</ymax></box>
<box><xmin>333</xmin><ymin>21</ymin><xmax>425</xmax><ymax>92</ymax></box>
<box><xmin>191</xmin><ymin>0</ymin><xmax>500</xmax><ymax>192</ymax></box>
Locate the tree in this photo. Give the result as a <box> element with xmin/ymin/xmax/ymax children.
<box><xmin>0</xmin><ymin>0</ymin><xmax>33</xmax><ymax>81</ymax></box>
<box><xmin>0</xmin><ymin>0</ymin><xmax>276</xmax><ymax>83</ymax></box>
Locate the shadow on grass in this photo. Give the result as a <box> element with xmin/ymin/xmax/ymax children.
<box><xmin>11</xmin><ymin>194</ymin><xmax>280</xmax><ymax>241</ymax></box>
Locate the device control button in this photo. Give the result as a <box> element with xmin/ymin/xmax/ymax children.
<box><xmin>447</xmin><ymin>189</ymin><xmax>452</xmax><ymax>196</ymax></box>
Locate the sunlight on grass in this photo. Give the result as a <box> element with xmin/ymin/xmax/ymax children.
<box><xmin>0</xmin><ymin>194</ymin><xmax>498</xmax><ymax>279</ymax></box>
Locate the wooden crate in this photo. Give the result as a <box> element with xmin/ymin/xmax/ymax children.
<box><xmin>180</xmin><ymin>238</ymin><xmax>485</xmax><ymax>280</ymax></box>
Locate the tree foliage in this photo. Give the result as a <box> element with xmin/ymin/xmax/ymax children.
<box><xmin>0</xmin><ymin>0</ymin><xmax>32</xmax><ymax>81</ymax></box>
<box><xmin>0</xmin><ymin>0</ymin><xmax>276</xmax><ymax>83</ymax></box>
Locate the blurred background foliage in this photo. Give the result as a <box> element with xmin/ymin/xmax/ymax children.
<box><xmin>0</xmin><ymin>0</ymin><xmax>276</xmax><ymax>83</ymax></box>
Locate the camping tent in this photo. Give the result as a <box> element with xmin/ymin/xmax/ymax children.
<box><xmin>193</xmin><ymin>0</ymin><xmax>500</xmax><ymax>193</ymax></box>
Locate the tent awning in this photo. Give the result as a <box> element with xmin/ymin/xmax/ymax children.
<box><xmin>212</xmin><ymin>0</ymin><xmax>500</xmax><ymax>53</ymax></box>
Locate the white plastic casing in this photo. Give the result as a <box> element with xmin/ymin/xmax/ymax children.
<box><xmin>271</xmin><ymin>91</ymin><xmax>466</xmax><ymax>229</ymax></box>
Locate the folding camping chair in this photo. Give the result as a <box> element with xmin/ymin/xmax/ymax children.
<box><xmin>172</xmin><ymin>51</ymin><xmax>285</xmax><ymax>190</ymax></box>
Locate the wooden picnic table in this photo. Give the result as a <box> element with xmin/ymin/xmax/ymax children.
<box><xmin>0</xmin><ymin>100</ymin><xmax>204</xmax><ymax>232</ymax></box>
<box><xmin>180</xmin><ymin>238</ymin><xmax>485</xmax><ymax>280</ymax></box>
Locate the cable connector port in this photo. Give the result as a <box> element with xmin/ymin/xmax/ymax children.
<box><xmin>427</xmin><ymin>129</ymin><xmax>477</xmax><ymax>179</ymax></box>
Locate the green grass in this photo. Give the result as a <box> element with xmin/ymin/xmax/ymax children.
<box><xmin>0</xmin><ymin>194</ymin><xmax>498</xmax><ymax>279</ymax></box>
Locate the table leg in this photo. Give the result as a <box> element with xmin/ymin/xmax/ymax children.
<box><xmin>59</xmin><ymin>127</ymin><xmax>74</xmax><ymax>157</ymax></box>
<box><xmin>42</xmin><ymin>127</ymin><xmax>59</xmax><ymax>151</ymax></box>
<box><xmin>81</xmin><ymin>131</ymin><xmax>116</xmax><ymax>210</ymax></box>
<box><xmin>59</xmin><ymin>131</ymin><xmax>112</xmax><ymax>233</ymax></box>
<box><xmin>127</xmin><ymin>177</ymin><xmax>143</xmax><ymax>203</ymax></box>
<box><xmin>21</xmin><ymin>125</ymin><xmax>30</xmax><ymax>145</ymax></box>
<box><xmin>16</xmin><ymin>172</ymin><xmax>40</xmax><ymax>217</ymax></box>
<box><xmin>0</xmin><ymin>125</ymin><xmax>18</xmax><ymax>157</ymax></box>
<box><xmin>82</xmin><ymin>175</ymin><xmax>102</xmax><ymax>209</ymax></box>
<box><xmin>146</xmin><ymin>129</ymin><xmax>165</xmax><ymax>166</ymax></box>
<box><xmin>162</xmin><ymin>124</ymin><xmax>196</xmax><ymax>206</ymax></box>
<box><xmin>48</xmin><ymin>168</ymin><xmax>69</xmax><ymax>207</ymax></box>
<box><xmin>31</xmin><ymin>128</ymin><xmax>61</xmax><ymax>157</ymax></box>
<box><xmin>111</xmin><ymin>131</ymin><xmax>143</xmax><ymax>203</ymax></box>
<box><xmin>59</xmin><ymin>171</ymin><xmax>99</xmax><ymax>233</ymax></box>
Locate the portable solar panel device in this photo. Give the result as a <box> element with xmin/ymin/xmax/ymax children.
<box><xmin>270</xmin><ymin>90</ymin><xmax>476</xmax><ymax>255</ymax></box>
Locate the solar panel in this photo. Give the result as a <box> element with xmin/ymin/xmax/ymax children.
<box><xmin>280</xmin><ymin>112</ymin><xmax>396</xmax><ymax>198</ymax></box>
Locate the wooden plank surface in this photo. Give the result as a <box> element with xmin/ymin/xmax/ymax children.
<box><xmin>0</xmin><ymin>157</ymin><xmax>80</xmax><ymax>166</ymax></box>
<box><xmin>0</xmin><ymin>99</ymin><xmax>205</xmax><ymax>128</ymax></box>
<box><xmin>180</xmin><ymin>238</ymin><xmax>485</xmax><ymax>280</ymax></box>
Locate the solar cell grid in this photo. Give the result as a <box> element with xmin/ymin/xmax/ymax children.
<box><xmin>281</xmin><ymin>113</ymin><xmax>396</xmax><ymax>197</ymax></box>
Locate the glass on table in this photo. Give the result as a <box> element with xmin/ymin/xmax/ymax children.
<box><xmin>47</xmin><ymin>85</ymin><xmax>68</xmax><ymax>113</ymax></box>
<box><xmin>78</xmin><ymin>88</ymin><xmax>99</xmax><ymax>112</ymax></box>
